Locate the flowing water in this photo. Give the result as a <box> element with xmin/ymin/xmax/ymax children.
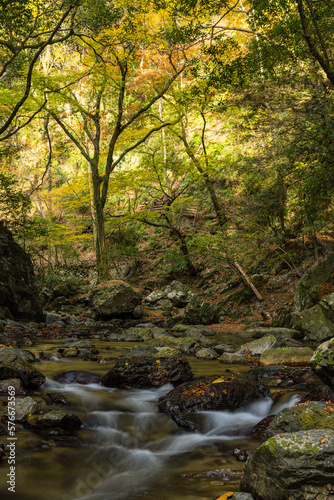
<box><xmin>0</xmin><ymin>339</ymin><xmax>301</xmax><ymax>500</ymax></box>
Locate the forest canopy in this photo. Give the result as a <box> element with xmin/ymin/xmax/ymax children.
<box><xmin>0</xmin><ymin>0</ymin><xmax>333</xmax><ymax>280</ymax></box>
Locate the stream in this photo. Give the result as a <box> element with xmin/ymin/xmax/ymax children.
<box><xmin>0</xmin><ymin>337</ymin><xmax>301</xmax><ymax>500</ymax></box>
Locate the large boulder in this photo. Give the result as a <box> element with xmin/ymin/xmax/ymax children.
<box><xmin>264</xmin><ymin>401</ymin><xmax>334</xmax><ymax>439</ymax></box>
<box><xmin>0</xmin><ymin>350</ymin><xmax>45</xmax><ymax>389</ymax></box>
<box><xmin>310</xmin><ymin>337</ymin><xmax>334</xmax><ymax>391</ymax></box>
<box><xmin>241</xmin><ymin>429</ymin><xmax>334</xmax><ymax>500</ymax></box>
<box><xmin>291</xmin><ymin>293</ymin><xmax>334</xmax><ymax>342</ymax></box>
<box><xmin>158</xmin><ymin>373</ymin><xmax>269</xmax><ymax>416</ymax></box>
<box><xmin>293</xmin><ymin>253</ymin><xmax>334</xmax><ymax>312</ymax></box>
<box><xmin>101</xmin><ymin>354</ymin><xmax>193</xmax><ymax>388</ymax></box>
<box><xmin>94</xmin><ymin>280</ymin><xmax>142</xmax><ymax>319</ymax></box>
<box><xmin>0</xmin><ymin>222</ymin><xmax>44</xmax><ymax>321</ymax></box>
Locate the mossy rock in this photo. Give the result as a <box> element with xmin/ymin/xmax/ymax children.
<box><xmin>241</xmin><ymin>429</ymin><xmax>334</xmax><ymax>500</ymax></box>
<box><xmin>264</xmin><ymin>401</ymin><xmax>334</xmax><ymax>439</ymax></box>
<box><xmin>260</xmin><ymin>347</ymin><xmax>314</xmax><ymax>367</ymax></box>
<box><xmin>310</xmin><ymin>337</ymin><xmax>334</xmax><ymax>391</ymax></box>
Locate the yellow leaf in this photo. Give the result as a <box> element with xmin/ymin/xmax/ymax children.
<box><xmin>212</xmin><ymin>377</ymin><xmax>225</xmax><ymax>384</ymax></box>
<box><xmin>216</xmin><ymin>493</ymin><xmax>235</xmax><ymax>500</ymax></box>
<box><xmin>156</xmin><ymin>359</ymin><xmax>161</xmax><ymax>364</ymax></box>
<box><xmin>320</xmin><ymin>437</ymin><xmax>325</xmax><ymax>444</ymax></box>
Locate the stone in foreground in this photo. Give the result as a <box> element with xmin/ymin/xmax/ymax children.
<box><xmin>241</xmin><ymin>429</ymin><xmax>334</xmax><ymax>500</ymax></box>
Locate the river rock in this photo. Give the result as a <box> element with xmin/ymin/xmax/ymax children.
<box><xmin>158</xmin><ymin>373</ymin><xmax>269</xmax><ymax>415</ymax></box>
<box><xmin>94</xmin><ymin>280</ymin><xmax>142</xmax><ymax>319</ymax></box>
<box><xmin>0</xmin><ymin>222</ymin><xmax>44</xmax><ymax>321</ymax></box>
<box><xmin>149</xmin><ymin>335</ymin><xmax>197</xmax><ymax>352</ymax></box>
<box><xmin>184</xmin><ymin>325</ymin><xmax>215</xmax><ymax>337</ymax></box>
<box><xmin>260</xmin><ymin>347</ymin><xmax>314</xmax><ymax>367</ymax></box>
<box><xmin>13</xmin><ymin>397</ymin><xmax>38</xmax><ymax>422</ymax></box>
<box><xmin>101</xmin><ymin>354</ymin><xmax>193</xmax><ymax>388</ymax></box>
<box><xmin>0</xmin><ymin>378</ymin><xmax>26</xmax><ymax>395</ymax></box>
<box><xmin>310</xmin><ymin>337</ymin><xmax>334</xmax><ymax>391</ymax></box>
<box><xmin>107</xmin><ymin>333</ymin><xmax>144</xmax><ymax>342</ymax></box>
<box><xmin>0</xmin><ymin>350</ymin><xmax>45</xmax><ymax>389</ymax></box>
<box><xmin>241</xmin><ymin>429</ymin><xmax>334</xmax><ymax>500</ymax></box>
<box><xmin>56</xmin><ymin>371</ymin><xmax>101</xmax><ymax>384</ymax></box>
<box><xmin>264</xmin><ymin>401</ymin><xmax>334</xmax><ymax>439</ymax></box>
<box><xmin>124</xmin><ymin>346</ymin><xmax>159</xmax><ymax>358</ymax></box>
<box><xmin>125</xmin><ymin>327</ymin><xmax>154</xmax><ymax>340</ymax></box>
<box><xmin>240</xmin><ymin>336</ymin><xmax>279</xmax><ymax>355</ymax></box>
<box><xmin>241</xmin><ymin>327</ymin><xmax>301</xmax><ymax>340</ymax></box>
<box><xmin>219</xmin><ymin>352</ymin><xmax>255</xmax><ymax>365</ymax></box>
<box><xmin>196</xmin><ymin>348</ymin><xmax>219</xmax><ymax>360</ymax></box>
<box><xmin>27</xmin><ymin>410</ymin><xmax>81</xmax><ymax>430</ymax></box>
<box><xmin>293</xmin><ymin>253</ymin><xmax>334</xmax><ymax>312</ymax></box>
<box><xmin>0</xmin><ymin>347</ymin><xmax>36</xmax><ymax>363</ymax></box>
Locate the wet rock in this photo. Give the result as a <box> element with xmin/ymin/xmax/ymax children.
<box><xmin>0</xmin><ymin>347</ymin><xmax>36</xmax><ymax>363</ymax></box>
<box><xmin>107</xmin><ymin>333</ymin><xmax>144</xmax><ymax>342</ymax></box>
<box><xmin>43</xmin><ymin>393</ymin><xmax>69</xmax><ymax>406</ymax></box>
<box><xmin>13</xmin><ymin>397</ymin><xmax>38</xmax><ymax>422</ymax></box>
<box><xmin>56</xmin><ymin>371</ymin><xmax>101</xmax><ymax>385</ymax></box>
<box><xmin>124</xmin><ymin>346</ymin><xmax>159</xmax><ymax>358</ymax></box>
<box><xmin>149</xmin><ymin>336</ymin><xmax>197</xmax><ymax>353</ymax></box>
<box><xmin>260</xmin><ymin>347</ymin><xmax>314</xmax><ymax>367</ymax></box>
<box><xmin>219</xmin><ymin>352</ymin><xmax>254</xmax><ymax>365</ymax></box>
<box><xmin>63</xmin><ymin>340</ymin><xmax>91</xmax><ymax>349</ymax></box>
<box><xmin>241</xmin><ymin>429</ymin><xmax>334</xmax><ymax>500</ymax></box>
<box><xmin>233</xmin><ymin>448</ymin><xmax>256</xmax><ymax>462</ymax></box>
<box><xmin>59</xmin><ymin>348</ymin><xmax>78</xmax><ymax>358</ymax></box>
<box><xmin>0</xmin><ymin>350</ymin><xmax>45</xmax><ymax>390</ymax></box>
<box><xmin>239</xmin><ymin>336</ymin><xmax>279</xmax><ymax>355</ymax></box>
<box><xmin>0</xmin><ymin>378</ymin><xmax>26</xmax><ymax>395</ymax></box>
<box><xmin>101</xmin><ymin>354</ymin><xmax>193</xmax><ymax>388</ymax></box>
<box><xmin>27</xmin><ymin>410</ymin><xmax>81</xmax><ymax>430</ymax></box>
<box><xmin>185</xmin><ymin>325</ymin><xmax>215</xmax><ymax>337</ymax></box>
<box><xmin>158</xmin><ymin>373</ymin><xmax>269</xmax><ymax>415</ymax></box>
<box><xmin>125</xmin><ymin>327</ymin><xmax>153</xmax><ymax>340</ymax></box>
<box><xmin>241</xmin><ymin>327</ymin><xmax>301</xmax><ymax>340</ymax></box>
<box><xmin>264</xmin><ymin>401</ymin><xmax>334</xmax><ymax>439</ymax></box>
<box><xmin>310</xmin><ymin>337</ymin><xmax>334</xmax><ymax>391</ymax></box>
<box><xmin>196</xmin><ymin>348</ymin><xmax>219</xmax><ymax>360</ymax></box>
<box><xmin>171</xmin><ymin>324</ymin><xmax>192</xmax><ymax>333</ymax></box>
<box><xmin>94</xmin><ymin>280</ymin><xmax>142</xmax><ymax>319</ymax></box>
<box><xmin>249</xmin><ymin>415</ymin><xmax>275</xmax><ymax>440</ymax></box>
